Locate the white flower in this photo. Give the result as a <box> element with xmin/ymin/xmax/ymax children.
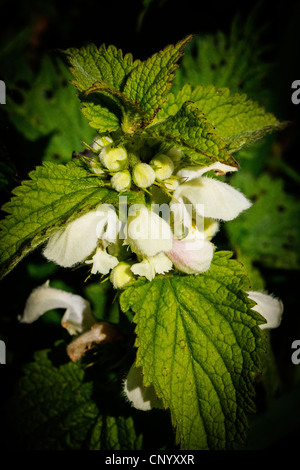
<box><xmin>131</xmin><ymin>252</ymin><xmax>173</xmax><ymax>281</ymax></box>
<box><xmin>167</xmin><ymin>226</ymin><xmax>216</xmax><ymax>274</ymax></box>
<box><xmin>247</xmin><ymin>291</ymin><xmax>284</xmax><ymax>330</ymax></box>
<box><xmin>20</xmin><ymin>281</ymin><xmax>95</xmax><ymax>335</ymax></box>
<box><xmin>85</xmin><ymin>246</ymin><xmax>118</xmax><ymax>275</ymax></box>
<box><xmin>125</xmin><ymin>206</ymin><xmax>173</xmax><ymax>257</ymax></box>
<box><xmin>123</xmin><ymin>364</ymin><xmax>163</xmax><ymax>411</ymax></box>
<box><xmin>43</xmin><ymin>204</ymin><xmax>121</xmax><ymax>268</ymax></box>
<box><xmin>173</xmin><ymin>174</ymin><xmax>251</xmax><ymax>222</ymax></box>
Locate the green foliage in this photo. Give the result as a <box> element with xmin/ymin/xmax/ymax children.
<box><xmin>158</xmin><ymin>84</ymin><xmax>284</xmax><ymax>153</ymax></box>
<box><xmin>7</xmin><ymin>349</ymin><xmax>142</xmax><ymax>450</ymax></box>
<box><xmin>0</xmin><ymin>158</ymin><xmax>144</xmax><ymax>279</ymax></box>
<box><xmin>65</xmin><ymin>36</ymin><xmax>192</xmax><ymax>132</ymax></box>
<box><xmin>226</xmin><ymin>172</ymin><xmax>300</xmax><ymax>269</ymax></box>
<box><xmin>6</xmin><ymin>55</ymin><xmax>95</xmax><ymax>163</ymax></box>
<box><xmin>120</xmin><ymin>252</ymin><xmax>264</xmax><ymax>450</ymax></box>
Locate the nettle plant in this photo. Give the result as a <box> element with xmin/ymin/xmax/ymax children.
<box><xmin>0</xmin><ymin>36</ymin><xmax>286</xmax><ymax>450</ymax></box>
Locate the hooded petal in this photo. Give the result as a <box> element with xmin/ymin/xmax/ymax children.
<box><xmin>177</xmin><ymin>162</ymin><xmax>238</xmax><ymax>182</ymax></box>
<box><xmin>44</xmin><ymin>205</ymin><xmax>120</xmax><ymax>267</ymax></box>
<box><xmin>123</xmin><ymin>364</ymin><xmax>163</xmax><ymax>411</ymax></box>
<box><xmin>173</xmin><ymin>176</ymin><xmax>251</xmax><ymax>221</ymax></box>
<box><xmin>247</xmin><ymin>291</ymin><xmax>284</xmax><ymax>330</ymax></box>
<box><xmin>125</xmin><ymin>206</ymin><xmax>173</xmax><ymax>257</ymax></box>
<box><xmin>20</xmin><ymin>281</ymin><xmax>95</xmax><ymax>335</ymax></box>
<box><xmin>167</xmin><ymin>231</ymin><xmax>215</xmax><ymax>274</ymax></box>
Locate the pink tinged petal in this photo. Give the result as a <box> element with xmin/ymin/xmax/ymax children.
<box><xmin>20</xmin><ymin>281</ymin><xmax>95</xmax><ymax>335</ymax></box>
<box><xmin>173</xmin><ymin>176</ymin><xmax>252</xmax><ymax>221</ymax></box>
<box><xmin>167</xmin><ymin>237</ymin><xmax>215</xmax><ymax>274</ymax></box>
<box><xmin>177</xmin><ymin>162</ymin><xmax>238</xmax><ymax>182</ymax></box>
<box><xmin>247</xmin><ymin>291</ymin><xmax>284</xmax><ymax>330</ymax></box>
<box><xmin>123</xmin><ymin>364</ymin><xmax>163</xmax><ymax>411</ymax></box>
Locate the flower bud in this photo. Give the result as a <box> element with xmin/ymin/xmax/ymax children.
<box><xmin>132</xmin><ymin>162</ymin><xmax>156</xmax><ymax>188</ymax></box>
<box><xmin>93</xmin><ymin>136</ymin><xmax>113</xmax><ymax>152</ymax></box>
<box><xmin>163</xmin><ymin>177</ymin><xmax>179</xmax><ymax>191</ymax></box>
<box><xmin>167</xmin><ymin>148</ymin><xmax>183</xmax><ymax>162</ymax></box>
<box><xmin>100</xmin><ymin>145</ymin><xmax>128</xmax><ymax>171</ymax></box>
<box><xmin>150</xmin><ymin>154</ymin><xmax>174</xmax><ymax>181</ymax></box>
<box><xmin>110</xmin><ymin>261</ymin><xmax>135</xmax><ymax>289</ymax></box>
<box><xmin>90</xmin><ymin>159</ymin><xmax>106</xmax><ymax>175</ymax></box>
<box><xmin>111</xmin><ymin>170</ymin><xmax>131</xmax><ymax>192</ymax></box>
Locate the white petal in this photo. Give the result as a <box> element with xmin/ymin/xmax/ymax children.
<box><xmin>86</xmin><ymin>247</ymin><xmax>118</xmax><ymax>275</ymax></box>
<box><xmin>44</xmin><ymin>205</ymin><xmax>120</xmax><ymax>267</ymax></box>
<box><xmin>131</xmin><ymin>259</ymin><xmax>156</xmax><ymax>281</ymax></box>
<box><xmin>20</xmin><ymin>281</ymin><xmax>95</xmax><ymax>335</ymax></box>
<box><xmin>167</xmin><ymin>236</ymin><xmax>215</xmax><ymax>274</ymax></box>
<box><xmin>177</xmin><ymin>162</ymin><xmax>238</xmax><ymax>182</ymax></box>
<box><xmin>123</xmin><ymin>364</ymin><xmax>163</xmax><ymax>411</ymax></box>
<box><xmin>170</xmin><ymin>198</ymin><xmax>192</xmax><ymax>239</ymax></box>
<box><xmin>131</xmin><ymin>253</ymin><xmax>172</xmax><ymax>281</ymax></box>
<box><xmin>247</xmin><ymin>291</ymin><xmax>284</xmax><ymax>330</ymax></box>
<box><xmin>125</xmin><ymin>206</ymin><xmax>173</xmax><ymax>257</ymax></box>
<box><xmin>173</xmin><ymin>176</ymin><xmax>251</xmax><ymax>221</ymax></box>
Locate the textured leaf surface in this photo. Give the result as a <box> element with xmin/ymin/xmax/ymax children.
<box><xmin>148</xmin><ymin>101</ymin><xmax>237</xmax><ymax>167</ymax></box>
<box><xmin>123</xmin><ymin>36</ymin><xmax>192</xmax><ymax>118</ymax></box>
<box><xmin>158</xmin><ymin>84</ymin><xmax>284</xmax><ymax>152</ymax></box>
<box><xmin>120</xmin><ymin>252</ymin><xmax>264</xmax><ymax>450</ymax></box>
<box><xmin>7</xmin><ymin>349</ymin><xmax>142</xmax><ymax>450</ymax></box>
<box><xmin>226</xmin><ymin>172</ymin><xmax>300</xmax><ymax>269</ymax></box>
<box><xmin>0</xmin><ymin>159</ymin><xmax>143</xmax><ymax>279</ymax></box>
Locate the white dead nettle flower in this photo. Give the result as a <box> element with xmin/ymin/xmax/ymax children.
<box><xmin>173</xmin><ymin>165</ymin><xmax>251</xmax><ymax>222</ymax></box>
<box><xmin>150</xmin><ymin>153</ymin><xmax>174</xmax><ymax>181</ymax></box>
<box><xmin>131</xmin><ymin>252</ymin><xmax>173</xmax><ymax>281</ymax></box>
<box><xmin>124</xmin><ymin>205</ymin><xmax>173</xmax><ymax>257</ymax></box>
<box><xmin>44</xmin><ymin>204</ymin><xmax>121</xmax><ymax>275</ymax></box>
<box><xmin>163</xmin><ymin>177</ymin><xmax>179</xmax><ymax>192</ymax></box>
<box><xmin>110</xmin><ymin>261</ymin><xmax>135</xmax><ymax>289</ymax></box>
<box><xmin>123</xmin><ymin>364</ymin><xmax>163</xmax><ymax>411</ymax></box>
<box><xmin>132</xmin><ymin>162</ymin><xmax>156</xmax><ymax>188</ymax></box>
<box><xmin>100</xmin><ymin>144</ymin><xmax>128</xmax><ymax>171</ymax></box>
<box><xmin>20</xmin><ymin>281</ymin><xmax>95</xmax><ymax>335</ymax></box>
<box><xmin>167</xmin><ymin>226</ymin><xmax>216</xmax><ymax>275</ymax></box>
<box><xmin>111</xmin><ymin>170</ymin><xmax>131</xmax><ymax>192</ymax></box>
<box><xmin>247</xmin><ymin>291</ymin><xmax>284</xmax><ymax>330</ymax></box>
<box><xmin>167</xmin><ymin>148</ymin><xmax>183</xmax><ymax>162</ymax></box>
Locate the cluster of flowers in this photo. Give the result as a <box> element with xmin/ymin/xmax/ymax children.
<box><xmin>43</xmin><ymin>136</ymin><xmax>253</xmax><ymax>286</ymax></box>
<box><xmin>20</xmin><ymin>136</ymin><xmax>284</xmax><ymax>410</ymax></box>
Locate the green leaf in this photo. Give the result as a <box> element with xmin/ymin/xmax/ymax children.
<box><xmin>226</xmin><ymin>171</ymin><xmax>300</xmax><ymax>269</ymax></box>
<box><xmin>148</xmin><ymin>101</ymin><xmax>237</xmax><ymax>167</ymax></box>
<box><xmin>6</xmin><ymin>55</ymin><xmax>95</xmax><ymax>163</ymax></box>
<box><xmin>6</xmin><ymin>349</ymin><xmax>142</xmax><ymax>450</ymax></box>
<box><xmin>158</xmin><ymin>84</ymin><xmax>285</xmax><ymax>153</ymax></box>
<box><xmin>120</xmin><ymin>252</ymin><xmax>264</xmax><ymax>450</ymax></box>
<box><xmin>123</xmin><ymin>35</ymin><xmax>192</xmax><ymax>119</ymax></box>
<box><xmin>0</xmin><ymin>159</ymin><xmax>144</xmax><ymax>279</ymax></box>
<box><xmin>66</xmin><ymin>37</ymin><xmax>192</xmax><ymax>132</ymax></box>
